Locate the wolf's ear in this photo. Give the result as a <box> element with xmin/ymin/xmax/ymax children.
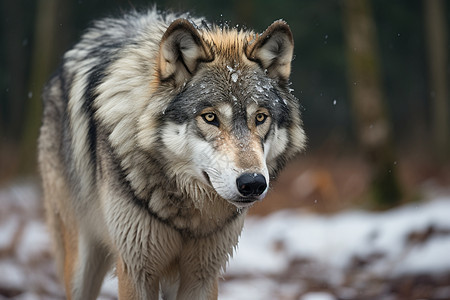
<box><xmin>246</xmin><ymin>21</ymin><xmax>294</xmax><ymax>82</ymax></box>
<box><xmin>158</xmin><ymin>19</ymin><xmax>213</xmax><ymax>85</ymax></box>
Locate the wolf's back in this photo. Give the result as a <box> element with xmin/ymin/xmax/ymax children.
<box><xmin>39</xmin><ymin>10</ymin><xmax>186</xmax><ymax>198</ymax></box>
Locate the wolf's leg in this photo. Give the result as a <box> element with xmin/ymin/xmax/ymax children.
<box><xmin>176</xmin><ymin>240</ymin><xmax>222</xmax><ymax>300</ymax></box>
<box><xmin>117</xmin><ymin>257</ymin><xmax>139</xmax><ymax>300</ymax></box>
<box><xmin>116</xmin><ymin>256</ymin><xmax>160</xmax><ymax>300</ymax></box>
<box><xmin>70</xmin><ymin>232</ymin><xmax>113</xmax><ymax>300</ymax></box>
<box><xmin>160</xmin><ymin>279</ymin><xmax>180</xmax><ymax>300</ymax></box>
<box><xmin>60</xmin><ymin>223</ymin><xmax>78</xmax><ymax>300</ymax></box>
<box><xmin>47</xmin><ymin>211</ymin><xmax>78</xmax><ymax>300</ymax></box>
<box><xmin>159</xmin><ymin>261</ymin><xmax>180</xmax><ymax>300</ymax></box>
<box><xmin>176</xmin><ymin>265</ymin><xmax>219</xmax><ymax>300</ymax></box>
<box><xmin>210</xmin><ymin>280</ymin><xmax>219</xmax><ymax>299</ymax></box>
<box><xmin>41</xmin><ymin>161</ymin><xmax>80</xmax><ymax>299</ymax></box>
<box><xmin>176</xmin><ymin>272</ymin><xmax>218</xmax><ymax>300</ymax></box>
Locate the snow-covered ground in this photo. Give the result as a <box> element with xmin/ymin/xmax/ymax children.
<box><xmin>1</xmin><ymin>180</ymin><xmax>450</xmax><ymax>299</ymax></box>
<box><xmin>221</xmin><ymin>197</ymin><xmax>450</xmax><ymax>299</ymax></box>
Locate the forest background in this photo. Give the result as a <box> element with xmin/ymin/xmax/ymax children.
<box><xmin>1</xmin><ymin>0</ymin><xmax>449</xmax><ymax>209</ymax></box>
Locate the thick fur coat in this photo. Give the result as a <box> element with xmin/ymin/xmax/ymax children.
<box><xmin>38</xmin><ymin>8</ymin><xmax>306</xmax><ymax>300</ymax></box>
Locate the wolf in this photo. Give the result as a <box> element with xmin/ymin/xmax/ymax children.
<box><xmin>38</xmin><ymin>8</ymin><xmax>306</xmax><ymax>300</ymax></box>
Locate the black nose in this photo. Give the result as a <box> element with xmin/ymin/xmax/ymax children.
<box><xmin>236</xmin><ymin>173</ymin><xmax>267</xmax><ymax>197</ymax></box>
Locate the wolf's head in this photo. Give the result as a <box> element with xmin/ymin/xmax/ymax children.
<box><xmin>142</xmin><ymin>19</ymin><xmax>306</xmax><ymax>208</ymax></box>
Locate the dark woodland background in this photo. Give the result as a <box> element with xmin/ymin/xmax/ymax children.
<box><xmin>1</xmin><ymin>0</ymin><xmax>449</xmax><ymax>209</ymax></box>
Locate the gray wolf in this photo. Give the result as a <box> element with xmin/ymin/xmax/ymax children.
<box><xmin>38</xmin><ymin>8</ymin><xmax>306</xmax><ymax>300</ymax></box>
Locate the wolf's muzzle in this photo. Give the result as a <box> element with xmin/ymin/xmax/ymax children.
<box><xmin>236</xmin><ymin>173</ymin><xmax>267</xmax><ymax>197</ymax></box>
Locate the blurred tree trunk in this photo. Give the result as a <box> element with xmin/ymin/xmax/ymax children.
<box><xmin>0</xmin><ymin>1</ymin><xmax>28</xmax><ymax>180</ymax></box>
<box><xmin>424</xmin><ymin>0</ymin><xmax>449</xmax><ymax>161</ymax></box>
<box><xmin>20</xmin><ymin>0</ymin><xmax>60</xmax><ymax>174</ymax></box>
<box><xmin>1</xmin><ymin>0</ymin><xmax>28</xmax><ymax>139</ymax></box>
<box><xmin>342</xmin><ymin>0</ymin><xmax>402</xmax><ymax>207</ymax></box>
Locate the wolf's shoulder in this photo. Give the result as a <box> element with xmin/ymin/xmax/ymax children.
<box><xmin>63</xmin><ymin>8</ymin><xmax>206</xmax><ymax>63</ymax></box>
<box><xmin>81</xmin><ymin>9</ymin><xmax>204</xmax><ymax>44</ymax></box>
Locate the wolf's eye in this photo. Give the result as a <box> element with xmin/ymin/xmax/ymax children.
<box><xmin>202</xmin><ymin>113</ymin><xmax>220</xmax><ymax>127</ymax></box>
<box><xmin>255</xmin><ymin>113</ymin><xmax>267</xmax><ymax>126</ymax></box>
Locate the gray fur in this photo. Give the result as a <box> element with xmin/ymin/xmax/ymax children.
<box><xmin>38</xmin><ymin>8</ymin><xmax>305</xmax><ymax>299</ymax></box>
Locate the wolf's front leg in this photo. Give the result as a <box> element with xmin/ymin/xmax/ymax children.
<box><xmin>177</xmin><ymin>270</ymin><xmax>219</xmax><ymax>300</ymax></box>
<box><xmin>117</xmin><ymin>256</ymin><xmax>160</xmax><ymax>300</ymax></box>
<box><xmin>176</xmin><ymin>238</ymin><xmax>228</xmax><ymax>300</ymax></box>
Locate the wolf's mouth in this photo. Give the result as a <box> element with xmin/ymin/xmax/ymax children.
<box><xmin>202</xmin><ymin>171</ymin><xmax>212</xmax><ymax>187</ymax></box>
<box><xmin>230</xmin><ymin>198</ymin><xmax>258</xmax><ymax>208</ymax></box>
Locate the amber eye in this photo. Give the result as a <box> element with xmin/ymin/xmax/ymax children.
<box><xmin>202</xmin><ymin>113</ymin><xmax>220</xmax><ymax>127</ymax></box>
<box><xmin>255</xmin><ymin>113</ymin><xmax>267</xmax><ymax>126</ymax></box>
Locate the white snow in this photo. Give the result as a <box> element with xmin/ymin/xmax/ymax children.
<box><xmin>0</xmin><ymin>217</ymin><xmax>20</xmax><ymax>249</ymax></box>
<box><xmin>395</xmin><ymin>237</ymin><xmax>450</xmax><ymax>275</ymax></box>
<box><xmin>1</xmin><ymin>181</ymin><xmax>450</xmax><ymax>299</ymax></box>
<box><xmin>227</xmin><ymin>198</ymin><xmax>450</xmax><ymax>282</ymax></box>
<box><xmin>301</xmin><ymin>292</ymin><xmax>336</xmax><ymax>300</ymax></box>
<box><xmin>219</xmin><ymin>278</ymin><xmax>280</xmax><ymax>300</ymax></box>
<box><xmin>231</xmin><ymin>72</ymin><xmax>239</xmax><ymax>83</ymax></box>
<box><xmin>16</xmin><ymin>220</ymin><xmax>51</xmax><ymax>264</ymax></box>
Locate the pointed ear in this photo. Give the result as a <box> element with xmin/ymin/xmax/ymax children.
<box><xmin>158</xmin><ymin>19</ymin><xmax>213</xmax><ymax>85</ymax></box>
<box><xmin>246</xmin><ymin>20</ymin><xmax>294</xmax><ymax>82</ymax></box>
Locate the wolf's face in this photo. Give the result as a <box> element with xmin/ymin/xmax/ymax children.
<box><xmin>163</xmin><ymin>71</ymin><xmax>276</xmax><ymax>207</ymax></box>
<box><xmin>151</xmin><ymin>19</ymin><xmax>305</xmax><ymax>208</ymax></box>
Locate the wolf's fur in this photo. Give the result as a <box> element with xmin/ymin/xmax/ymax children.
<box><xmin>38</xmin><ymin>8</ymin><xmax>305</xmax><ymax>300</ymax></box>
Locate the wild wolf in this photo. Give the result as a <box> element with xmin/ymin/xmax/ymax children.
<box><xmin>38</xmin><ymin>8</ymin><xmax>306</xmax><ymax>300</ymax></box>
